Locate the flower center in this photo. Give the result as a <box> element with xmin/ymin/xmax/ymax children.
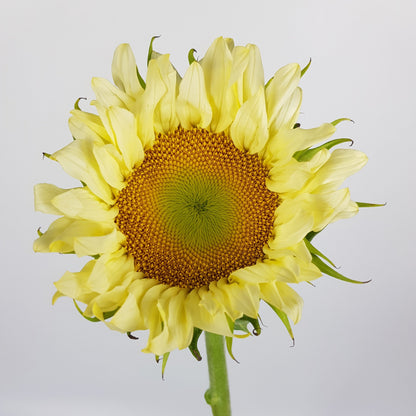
<box><xmin>115</xmin><ymin>127</ymin><xmax>278</xmax><ymax>289</ymax></box>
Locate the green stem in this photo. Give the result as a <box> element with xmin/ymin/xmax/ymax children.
<box><xmin>204</xmin><ymin>332</ymin><xmax>231</xmax><ymax>416</ymax></box>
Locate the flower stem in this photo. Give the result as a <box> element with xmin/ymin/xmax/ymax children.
<box><xmin>204</xmin><ymin>332</ymin><xmax>231</xmax><ymax>416</ymax></box>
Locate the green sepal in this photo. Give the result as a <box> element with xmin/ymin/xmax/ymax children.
<box><xmin>188</xmin><ymin>327</ymin><xmax>203</xmax><ymax>361</ymax></box>
<box><xmin>37</xmin><ymin>227</ymin><xmax>44</xmax><ymax>237</ymax></box>
<box><xmin>136</xmin><ymin>66</ymin><xmax>146</xmax><ymax>90</ymax></box>
<box><xmin>331</xmin><ymin>117</ymin><xmax>354</xmax><ymax>126</ymax></box>
<box><xmin>265</xmin><ymin>76</ymin><xmax>274</xmax><ymax>88</ymax></box>
<box><xmin>312</xmin><ymin>254</ymin><xmax>370</xmax><ymax>284</ymax></box>
<box><xmin>225</xmin><ymin>336</ymin><xmax>239</xmax><ymax>363</ymax></box>
<box><xmin>293</xmin><ymin>138</ymin><xmax>353</xmax><ymax>162</ymax></box>
<box><xmin>161</xmin><ymin>352</ymin><xmax>170</xmax><ymax>380</ymax></box>
<box><xmin>42</xmin><ymin>152</ymin><xmax>52</xmax><ymax>159</ymax></box>
<box><xmin>188</xmin><ymin>48</ymin><xmax>197</xmax><ymax>64</ymax></box>
<box><xmin>147</xmin><ymin>35</ymin><xmax>161</xmax><ymax>65</ymax></box>
<box><xmin>301</xmin><ymin>58</ymin><xmax>312</xmax><ymax>77</ymax></box>
<box><xmin>74</xmin><ymin>97</ymin><xmax>87</xmax><ymax>110</ymax></box>
<box><xmin>293</xmin><ymin>123</ymin><xmax>301</xmax><ymax>129</ymax></box>
<box><xmin>234</xmin><ymin>315</ymin><xmax>261</xmax><ymax>336</ymax></box>
<box><xmin>73</xmin><ymin>299</ymin><xmax>119</xmax><ymax>322</ymax></box>
<box><xmin>80</xmin><ymin>180</ymin><xmax>87</xmax><ymax>187</ymax></box>
<box><xmin>305</xmin><ymin>230</ymin><xmax>321</xmax><ymax>241</ymax></box>
<box><xmin>266</xmin><ymin>302</ymin><xmax>294</xmax><ymax>344</ymax></box>
<box><xmin>223</xmin><ymin>318</ymin><xmax>239</xmax><ymax>362</ymax></box>
<box><xmin>127</xmin><ymin>332</ymin><xmax>138</xmax><ymax>340</ymax></box>
<box><xmin>304</xmin><ymin>238</ymin><xmax>337</xmax><ymax>268</ymax></box>
<box><xmin>356</xmin><ymin>201</ymin><xmax>386</xmax><ymax>208</ymax></box>
<box><xmin>90</xmin><ymin>254</ymin><xmax>100</xmax><ymax>260</ymax></box>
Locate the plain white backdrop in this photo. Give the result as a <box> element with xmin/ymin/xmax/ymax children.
<box><xmin>1</xmin><ymin>0</ymin><xmax>415</xmax><ymax>415</ymax></box>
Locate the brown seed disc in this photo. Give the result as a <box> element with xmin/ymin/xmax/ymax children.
<box><xmin>115</xmin><ymin>127</ymin><xmax>278</xmax><ymax>289</ymax></box>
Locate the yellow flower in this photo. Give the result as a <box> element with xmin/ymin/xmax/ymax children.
<box><xmin>34</xmin><ymin>37</ymin><xmax>367</xmax><ymax>356</ymax></box>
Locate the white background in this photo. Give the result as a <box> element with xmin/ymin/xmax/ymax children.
<box><xmin>1</xmin><ymin>0</ymin><xmax>415</xmax><ymax>415</ymax></box>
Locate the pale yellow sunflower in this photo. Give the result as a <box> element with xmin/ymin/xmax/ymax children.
<box><xmin>34</xmin><ymin>37</ymin><xmax>367</xmax><ymax>356</ymax></box>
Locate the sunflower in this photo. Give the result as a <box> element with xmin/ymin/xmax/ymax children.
<box><xmin>34</xmin><ymin>37</ymin><xmax>367</xmax><ymax>356</ymax></box>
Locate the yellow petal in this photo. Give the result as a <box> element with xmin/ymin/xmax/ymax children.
<box><xmin>270</xmin><ymin>207</ymin><xmax>314</xmax><ymax>249</ymax></box>
<box><xmin>185</xmin><ymin>290</ymin><xmax>232</xmax><ymax>337</ymax></box>
<box><xmin>87</xmin><ymin>250</ymin><xmax>134</xmax><ymax>293</ymax></box>
<box><xmin>215</xmin><ymin>279</ymin><xmax>260</xmax><ymax>319</ymax></box>
<box><xmin>151</xmin><ymin>54</ymin><xmax>180</xmax><ymax>134</ymax></box>
<box><xmin>267</xmin><ymin>158</ymin><xmax>311</xmax><ymax>193</ymax></box>
<box><xmin>111</xmin><ymin>43</ymin><xmax>144</xmax><ymax>97</ymax></box>
<box><xmin>69</xmin><ymin>109</ymin><xmax>111</xmax><ymax>144</ymax></box>
<box><xmin>92</xmin><ymin>286</ymin><xmax>129</xmax><ymax>316</ymax></box>
<box><xmin>109</xmin><ymin>278</ymin><xmax>158</xmax><ymax>332</ymax></box>
<box><xmin>106</xmin><ymin>106</ymin><xmax>144</xmax><ymax>170</ymax></box>
<box><xmin>74</xmin><ymin>227</ymin><xmax>124</xmax><ymax>257</ymax></box>
<box><xmin>52</xmin><ymin>139</ymin><xmax>114</xmax><ymax>204</ymax></box>
<box><xmin>176</xmin><ymin>61</ymin><xmax>212</xmax><ymax>129</ymax></box>
<box><xmin>166</xmin><ymin>289</ymin><xmax>193</xmax><ymax>350</ymax></box>
<box><xmin>305</xmin><ymin>149</ymin><xmax>368</xmax><ymax>193</ymax></box>
<box><xmin>51</xmin><ymin>187</ymin><xmax>118</xmax><ymax>222</ymax></box>
<box><xmin>271</xmin><ymin>123</ymin><xmax>336</xmax><ymax>164</ymax></box>
<box><xmin>259</xmin><ymin>281</ymin><xmax>303</xmax><ymax>324</ymax></box>
<box><xmin>147</xmin><ymin>287</ymin><xmax>193</xmax><ymax>354</ymax></box>
<box><xmin>33</xmin><ymin>217</ymin><xmax>119</xmax><ymax>256</ymax></box>
<box><xmin>200</xmin><ymin>37</ymin><xmax>236</xmax><ymax>132</ymax></box>
<box><xmin>230</xmin><ymin>261</ymin><xmax>279</xmax><ymax>284</ymax></box>
<box><xmin>135</xmin><ymin>58</ymin><xmax>169</xmax><ymax>149</ymax></box>
<box><xmin>54</xmin><ymin>260</ymin><xmax>96</xmax><ymax>303</ymax></box>
<box><xmin>330</xmin><ymin>199</ymin><xmax>359</xmax><ymax>222</ymax></box>
<box><xmin>266</xmin><ymin>64</ymin><xmax>301</xmax><ymax>133</ymax></box>
<box><xmin>272</xmin><ymin>87</ymin><xmax>303</xmax><ymax>135</ymax></box>
<box><xmin>34</xmin><ymin>183</ymin><xmax>66</xmax><ymax>215</ymax></box>
<box><xmin>230</xmin><ymin>87</ymin><xmax>268</xmax><ymax>154</ymax></box>
<box><xmin>241</xmin><ymin>44</ymin><xmax>265</xmax><ymax>101</ymax></box>
<box><xmin>92</xmin><ymin>144</ymin><xmax>125</xmax><ymax>190</ymax></box>
<box><xmin>91</xmin><ymin>77</ymin><xmax>135</xmax><ymax>110</ymax></box>
<box><xmin>230</xmin><ymin>44</ymin><xmax>264</xmax><ymax>104</ymax></box>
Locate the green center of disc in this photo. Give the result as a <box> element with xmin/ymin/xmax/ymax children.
<box><xmin>157</xmin><ymin>170</ymin><xmax>236</xmax><ymax>251</ymax></box>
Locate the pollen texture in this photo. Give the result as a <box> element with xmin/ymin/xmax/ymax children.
<box><xmin>115</xmin><ymin>127</ymin><xmax>278</xmax><ymax>289</ymax></box>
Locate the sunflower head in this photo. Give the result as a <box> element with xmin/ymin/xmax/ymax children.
<box><xmin>34</xmin><ymin>37</ymin><xmax>369</xmax><ymax>356</ymax></box>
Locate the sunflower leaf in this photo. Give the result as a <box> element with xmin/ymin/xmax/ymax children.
<box><xmin>301</xmin><ymin>58</ymin><xmax>312</xmax><ymax>77</ymax></box>
<box><xmin>266</xmin><ymin>302</ymin><xmax>294</xmax><ymax>343</ymax></box>
<box><xmin>356</xmin><ymin>201</ymin><xmax>386</xmax><ymax>208</ymax></box>
<box><xmin>293</xmin><ymin>138</ymin><xmax>354</xmax><ymax>162</ymax></box>
<box><xmin>311</xmin><ymin>254</ymin><xmax>370</xmax><ymax>284</ymax></box>
<box><xmin>188</xmin><ymin>327</ymin><xmax>203</xmax><ymax>361</ymax></box>
<box><xmin>304</xmin><ymin>238</ymin><xmax>337</xmax><ymax>268</ymax></box>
